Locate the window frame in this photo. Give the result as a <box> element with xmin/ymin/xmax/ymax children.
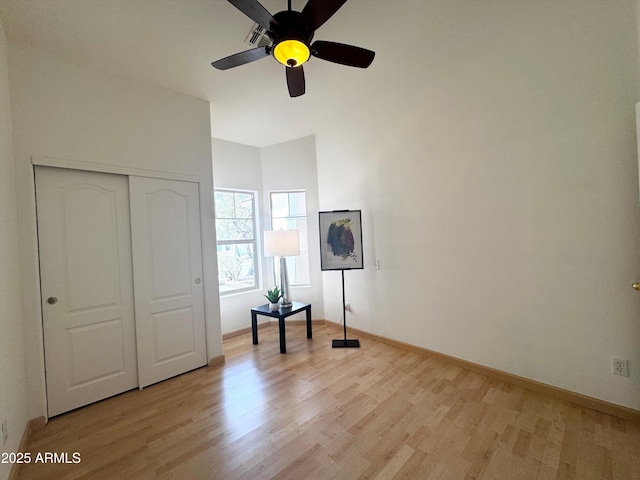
<box><xmin>214</xmin><ymin>188</ymin><xmax>260</xmax><ymax>296</ymax></box>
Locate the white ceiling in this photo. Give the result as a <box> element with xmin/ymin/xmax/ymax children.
<box><xmin>0</xmin><ymin>0</ymin><xmax>396</xmax><ymax>147</ymax></box>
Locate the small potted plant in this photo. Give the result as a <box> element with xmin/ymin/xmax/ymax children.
<box><xmin>264</xmin><ymin>286</ymin><xmax>282</xmax><ymax>312</ymax></box>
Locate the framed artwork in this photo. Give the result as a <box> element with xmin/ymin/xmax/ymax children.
<box><xmin>319</xmin><ymin>210</ymin><xmax>363</xmax><ymax>270</ymax></box>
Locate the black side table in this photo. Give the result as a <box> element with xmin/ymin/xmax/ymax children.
<box><xmin>250</xmin><ymin>301</ymin><xmax>312</xmax><ymax>354</ymax></box>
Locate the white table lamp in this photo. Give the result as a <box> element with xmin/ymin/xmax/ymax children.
<box><xmin>264</xmin><ymin>230</ymin><xmax>300</xmax><ymax>307</ymax></box>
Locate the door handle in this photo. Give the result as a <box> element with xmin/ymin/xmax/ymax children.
<box><xmin>633</xmin><ymin>283</ymin><xmax>640</xmax><ymax>291</ymax></box>
<box><xmin>47</xmin><ymin>297</ymin><xmax>58</xmax><ymax>305</ymax></box>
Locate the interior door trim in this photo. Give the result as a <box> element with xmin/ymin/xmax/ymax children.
<box><xmin>32</xmin><ymin>155</ymin><xmax>200</xmax><ymax>184</ymax></box>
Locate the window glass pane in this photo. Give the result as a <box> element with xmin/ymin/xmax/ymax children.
<box><xmin>215</xmin><ymin>219</ymin><xmax>254</xmax><ymax>242</ymax></box>
<box><xmin>214</xmin><ymin>189</ymin><xmax>258</xmax><ymax>295</ymax></box>
<box><xmin>234</xmin><ymin>193</ymin><xmax>253</xmax><ymax>218</ymax></box>
<box><xmin>271</xmin><ymin>218</ymin><xmax>289</xmax><ymax>231</ymax></box>
<box><xmin>271</xmin><ymin>192</ymin><xmax>289</xmax><ymax>218</ymax></box>
<box><xmin>214</xmin><ymin>191</ymin><xmax>234</xmax><ymax>218</ymax></box>
<box><xmin>292</xmin><ymin>218</ymin><xmax>307</xmax><ymax>242</ymax></box>
<box><xmin>289</xmin><ymin>192</ymin><xmax>306</xmax><ymax>217</ymax></box>
<box><xmin>217</xmin><ymin>243</ymin><xmax>256</xmax><ymax>293</ymax></box>
<box><xmin>286</xmin><ymin>218</ymin><xmax>299</xmax><ymax>230</ymax></box>
<box><xmin>274</xmin><ymin>252</ymin><xmax>310</xmax><ymax>287</ymax></box>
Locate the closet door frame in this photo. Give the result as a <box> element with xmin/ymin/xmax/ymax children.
<box><xmin>31</xmin><ymin>156</ymin><xmax>210</xmax><ymax>415</ymax></box>
<box><xmin>33</xmin><ymin>156</ymin><xmax>200</xmax><ymax>184</ymax></box>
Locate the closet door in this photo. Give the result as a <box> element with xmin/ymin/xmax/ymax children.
<box><xmin>35</xmin><ymin>167</ymin><xmax>138</xmax><ymax>417</ymax></box>
<box><xmin>129</xmin><ymin>177</ymin><xmax>207</xmax><ymax>388</ymax></box>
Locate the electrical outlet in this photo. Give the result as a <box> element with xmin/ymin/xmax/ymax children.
<box><xmin>1</xmin><ymin>419</ymin><xmax>7</xmax><ymax>445</ymax></box>
<box><xmin>612</xmin><ymin>358</ymin><xmax>629</xmax><ymax>377</ymax></box>
<box><xmin>344</xmin><ymin>303</ymin><xmax>351</xmax><ymax>312</ymax></box>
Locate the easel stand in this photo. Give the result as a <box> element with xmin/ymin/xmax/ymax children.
<box><xmin>332</xmin><ymin>269</ymin><xmax>360</xmax><ymax>348</ymax></box>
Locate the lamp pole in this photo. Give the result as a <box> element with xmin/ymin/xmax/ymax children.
<box><xmin>332</xmin><ymin>269</ymin><xmax>360</xmax><ymax>348</ymax></box>
<box><xmin>280</xmin><ymin>256</ymin><xmax>292</xmax><ymax>307</ymax></box>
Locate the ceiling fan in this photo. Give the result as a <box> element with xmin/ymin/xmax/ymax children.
<box><xmin>211</xmin><ymin>0</ymin><xmax>375</xmax><ymax>97</ymax></box>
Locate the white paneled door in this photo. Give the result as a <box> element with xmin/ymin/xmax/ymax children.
<box><xmin>36</xmin><ymin>167</ymin><xmax>138</xmax><ymax>417</ymax></box>
<box><xmin>129</xmin><ymin>176</ymin><xmax>207</xmax><ymax>388</ymax></box>
<box><xmin>37</xmin><ymin>167</ymin><xmax>208</xmax><ymax>416</ymax></box>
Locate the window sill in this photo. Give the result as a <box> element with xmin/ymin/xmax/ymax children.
<box><xmin>219</xmin><ymin>287</ymin><xmax>261</xmax><ymax>298</ymax></box>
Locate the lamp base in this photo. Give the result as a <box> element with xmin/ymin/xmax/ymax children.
<box><xmin>332</xmin><ymin>339</ymin><xmax>360</xmax><ymax>348</ymax></box>
<box><xmin>280</xmin><ymin>301</ymin><xmax>293</xmax><ymax>308</ymax></box>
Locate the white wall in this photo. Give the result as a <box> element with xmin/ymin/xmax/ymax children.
<box><xmin>317</xmin><ymin>1</ymin><xmax>640</xmax><ymax>409</ymax></box>
<box><xmin>212</xmin><ymin>136</ymin><xmax>324</xmax><ymax>333</ymax></box>
<box><xmin>9</xmin><ymin>45</ymin><xmax>222</xmax><ymax>420</ymax></box>
<box><xmin>0</xmin><ymin>16</ymin><xmax>28</xmax><ymax>480</ymax></box>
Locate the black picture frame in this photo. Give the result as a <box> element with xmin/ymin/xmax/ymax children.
<box><xmin>318</xmin><ymin>210</ymin><xmax>363</xmax><ymax>271</ymax></box>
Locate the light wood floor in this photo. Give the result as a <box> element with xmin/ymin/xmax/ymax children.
<box><xmin>16</xmin><ymin>324</ymin><xmax>640</xmax><ymax>480</ymax></box>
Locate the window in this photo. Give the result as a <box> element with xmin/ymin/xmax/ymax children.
<box><xmin>270</xmin><ymin>191</ymin><xmax>310</xmax><ymax>286</ymax></box>
<box><xmin>214</xmin><ymin>189</ymin><xmax>258</xmax><ymax>294</ymax></box>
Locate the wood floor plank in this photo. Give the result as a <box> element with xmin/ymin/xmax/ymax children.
<box><xmin>14</xmin><ymin>325</ymin><xmax>640</xmax><ymax>480</ymax></box>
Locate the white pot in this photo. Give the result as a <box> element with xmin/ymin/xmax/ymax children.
<box><xmin>269</xmin><ymin>302</ymin><xmax>280</xmax><ymax>312</ymax></box>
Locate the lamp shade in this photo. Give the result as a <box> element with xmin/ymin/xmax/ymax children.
<box><xmin>273</xmin><ymin>39</ymin><xmax>310</xmax><ymax>67</ymax></box>
<box><xmin>264</xmin><ymin>230</ymin><xmax>300</xmax><ymax>257</ymax></box>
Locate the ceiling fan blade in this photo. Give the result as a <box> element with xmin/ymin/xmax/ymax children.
<box><xmin>211</xmin><ymin>46</ymin><xmax>270</xmax><ymax>70</ymax></box>
<box><xmin>311</xmin><ymin>40</ymin><xmax>375</xmax><ymax>68</ymax></box>
<box><xmin>286</xmin><ymin>65</ymin><xmax>305</xmax><ymax>97</ymax></box>
<box><xmin>302</xmin><ymin>0</ymin><xmax>347</xmax><ymax>31</ymax></box>
<box><xmin>228</xmin><ymin>0</ymin><xmax>277</xmax><ymax>31</ymax></box>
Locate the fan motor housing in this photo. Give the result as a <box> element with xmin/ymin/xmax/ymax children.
<box><xmin>270</xmin><ymin>10</ymin><xmax>314</xmax><ymax>50</ymax></box>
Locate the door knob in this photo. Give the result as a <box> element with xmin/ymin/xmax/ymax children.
<box><xmin>47</xmin><ymin>297</ymin><xmax>58</xmax><ymax>305</ymax></box>
<box><xmin>633</xmin><ymin>283</ymin><xmax>640</xmax><ymax>291</ymax></box>
<box><xmin>194</xmin><ymin>278</ymin><xmax>201</xmax><ymax>284</ymax></box>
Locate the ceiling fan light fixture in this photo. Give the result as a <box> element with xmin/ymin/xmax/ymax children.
<box><xmin>274</xmin><ymin>39</ymin><xmax>310</xmax><ymax>67</ymax></box>
<box><xmin>212</xmin><ymin>0</ymin><xmax>376</xmax><ymax>97</ymax></box>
